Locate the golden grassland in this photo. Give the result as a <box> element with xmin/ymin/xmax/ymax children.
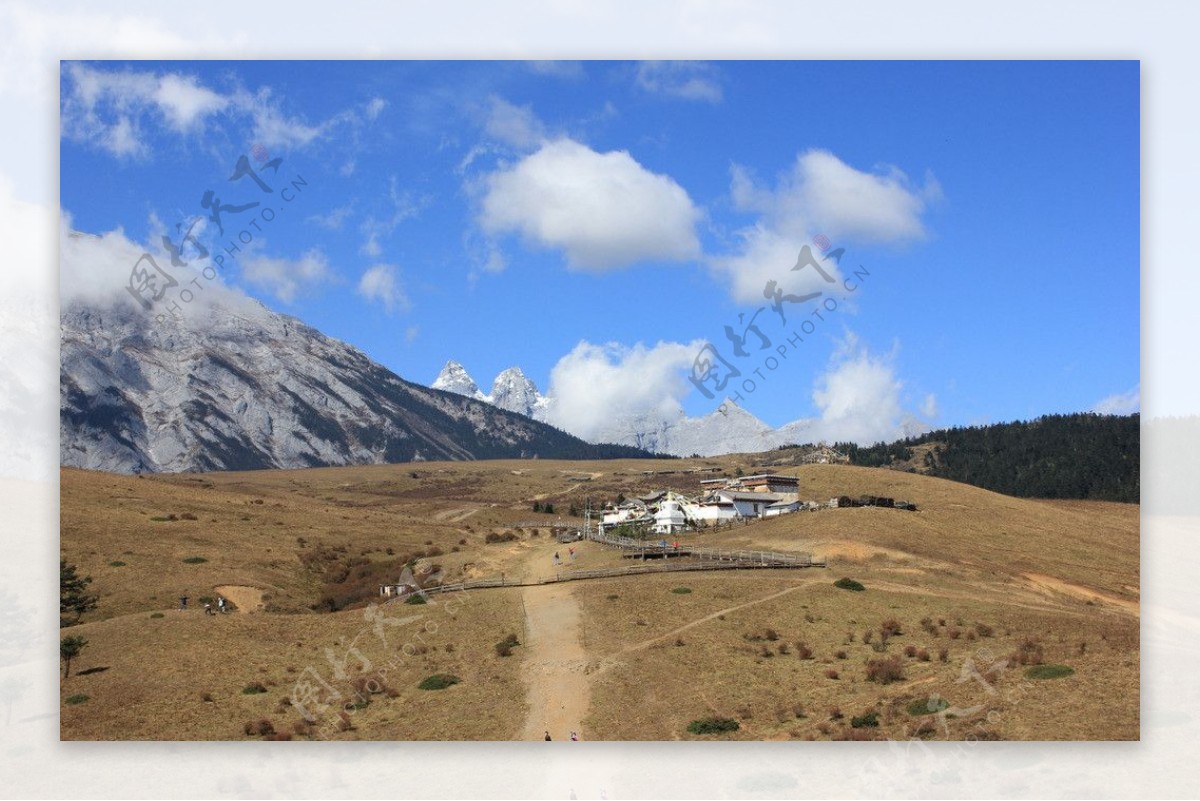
<box><xmin>59</xmin><ymin>457</ymin><xmax>1139</xmax><ymax>741</ymax></box>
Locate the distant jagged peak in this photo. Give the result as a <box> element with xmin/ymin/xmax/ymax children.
<box><xmin>432</xmin><ymin>359</ymin><xmax>485</xmax><ymax>400</ymax></box>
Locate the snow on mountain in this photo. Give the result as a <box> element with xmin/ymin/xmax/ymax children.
<box><xmin>431</xmin><ymin>360</ymin><xmax>487</xmax><ymax>401</ymax></box>
<box><xmin>430</xmin><ymin>359</ymin><xmax>932</xmax><ymax>458</ymax></box>
<box><xmin>489</xmin><ymin>367</ymin><xmax>550</xmax><ymax>418</ymax></box>
<box><xmin>60</xmin><ymin>298</ymin><xmax>648</xmax><ymax>474</ymax></box>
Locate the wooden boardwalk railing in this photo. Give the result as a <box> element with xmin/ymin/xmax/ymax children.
<box><xmin>383</xmin><ymin>529</ymin><xmax>824</xmax><ymax>599</ymax></box>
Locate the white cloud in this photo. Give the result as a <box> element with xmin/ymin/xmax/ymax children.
<box><xmin>808</xmin><ymin>334</ymin><xmax>926</xmax><ymax>445</ymax></box>
<box><xmin>479</xmin><ymin>138</ymin><xmax>702</xmax><ymax>271</ymax></box>
<box><xmin>543</xmin><ymin>340</ymin><xmax>705</xmax><ymax>441</ymax></box>
<box><xmin>59</xmin><ymin>213</ymin><xmax>260</xmax><ymax>327</ymax></box>
<box><xmin>404</xmin><ymin>325</ymin><xmax>420</xmax><ymax>344</ymax></box>
<box><xmin>153</xmin><ymin>73</ymin><xmax>229</xmax><ymax>130</ymax></box>
<box><xmin>359</xmin><ymin>176</ymin><xmax>426</xmax><ymax>257</ymax></box>
<box><xmin>715</xmin><ymin>150</ymin><xmax>936</xmax><ymax>303</ymax></box>
<box><xmin>484</xmin><ymin>96</ymin><xmax>545</xmax><ymax>149</ymax></box>
<box><xmin>365</xmin><ymin>97</ymin><xmax>387</xmax><ymax>120</ymax></box>
<box><xmin>241</xmin><ymin>248</ymin><xmax>331</xmax><ymax>303</ymax></box>
<box><xmin>357</xmin><ymin>264</ymin><xmax>408</xmax><ymax>313</ymax></box>
<box><xmin>635</xmin><ymin>61</ymin><xmax>723</xmax><ymax>103</ymax></box>
<box><xmin>307</xmin><ymin>205</ymin><xmax>354</xmax><ymax>230</ymax></box>
<box><xmin>61</xmin><ymin>63</ymin><xmax>228</xmax><ymax>157</ymax></box>
<box><xmin>61</xmin><ymin>62</ymin><xmax>384</xmax><ymax>158</ymax></box>
<box><xmin>920</xmin><ymin>393</ymin><xmax>939</xmax><ymax>419</ymax></box>
<box><xmin>1092</xmin><ymin>384</ymin><xmax>1140</xmax><ymax>415</ymax></box>
<box><xmin>525</xmin><ymin>61</ymin><xmax>584</xmax><ymax>79</ymax></box>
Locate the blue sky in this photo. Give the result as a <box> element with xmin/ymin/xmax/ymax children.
<box><xmin>59</xmin><ymin>60</ymin><xmax>1140</xmax><ymax>441</ymax></box>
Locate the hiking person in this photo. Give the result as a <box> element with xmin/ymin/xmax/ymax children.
<box><xmin>544</xmin><ymin>730</ymin><xmax>552</xmax><ymax>741</ymax></box>
<box><xmin>204</xmin><ymin>602</ymin><xmax>214</xmax><ymax>616</ymax></box>
<box><xmin>570</xmin><ymin>730</ymin><xmax>579</xmax><ymax>741</ymax></box>
<box><xmin>553</xmin><ymin>551</ymin><xmax>561</xmax><ymax>566</ymax></box>
<box><xmin>179</xmin><ymin>595</ymin><xmax>188</xmax><ymax>611</ymax></box>
<box><xmin>569</xmin><ymin>547</ymin><xmax>576</xmax><ymax>561</ymax></box>
<box><xmin>218</xmin><ymin>596</ymin><xmax>227</xmax><ymax>613</ymax></box>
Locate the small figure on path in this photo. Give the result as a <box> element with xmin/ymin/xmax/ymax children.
<box><xmin>553</xmin><ymin>551</ymin><xmax>561</xmax><ymax>566</ymax></box>
<box><xmin>204</xmin><ymin>602</ymin><xmax>214</xmax><ymax>616</ymax></box>
<box><xmin>179</xmin><ymin>595</ymin><xmax>188</xmax><ymax>611</ymax></box>
<box><xmin>217</xmin><ymin>596</ymin><xmax>226</xmax><ymax>613</ymax></box>
<box><xmin>569</xmin><ymin>547</ymin><xmax>576</xmax><ymax>561</ymax></box>
<box><xmin>544</xmin><ymin>730</ymin><xmax>552</xmax><ymax>741</ymax></box>
<box><xmin>570</xmin><ymin>730</ymin><xmax>579</xmax><ymax>741</ymax></box>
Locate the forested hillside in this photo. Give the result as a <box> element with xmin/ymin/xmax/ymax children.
<box><xmin>835</xmin><ymin>413</ymin><xmax>1139</xmax><ymax>502</ymax></box>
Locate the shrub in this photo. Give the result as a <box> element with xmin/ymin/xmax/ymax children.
<box><xmin>974</xmin><ymin>622</ymin><xmax>994</xmax><ymax>638</ymax></box>
<box><xmin>484</xmin><ymin>531</ymin><xmax>519</xmax><ymax>544</ymax></box>
<box><xmin>149</xmin><ymin>612</ymin><xmax>164</xmax><ymax>619</ymax></box>
<box><xmin>108</xmin><ymin>560</ymin><xmax>126</xmax><ymax>567</ymax></box>
<box><xmin>200</xmin><ymin>692</ymin><xmax>214</xmax><ymax>703</ymax></box>
<box><xmin>914</xmin><ymin>719</ymin><xmax>937</xmax><ymax>738</ymax></box>
<box><xmin>829</xmin><ymin>706</ymin><xmax>844</xmax><ymax>721</ymax></box>
<box><xmin>65</xmin><ymin>693</ymin><xmax>89</xmax><ymax>705</ymax></box>
<box><xmin>865</xmin><ymin>656</ymin><xmax>905</xmax><ymax>684</ymax></box>
<box><xmin>776</xmin><ymin>642</ymin><xmax>790</xmax><ymax>655</ymax></box>
<box><xmin>947</xmin><ymin>628</ymin><xmax>962</xmax><ymax>640</ymax></box>
<box><xmin>850</xmin><ymin>711</ymin><xmax>879</xmax><ymax>728</ymax></box>
<box><xmin>687</xmin><ymin>716</ymin><xmax>740</xmax><ymax>735</ymax></box>
<box><xmin>418</xmin><ymin>674</ymin><xmax>460</xmax><ymax>690</ymax></box>
<box><xmin>835</xmin><ymin>650</ymin><xmax>847</xmax><ymax>660</ymax></box>
<box><xmin>1013</xmin><ymin>638</ymin><xmax>1045</xmax><ymax>666</ymax></box>
<box><xmin>862</xmin><ymin>630</ymin><xmax>874</xmax><ymax>645</ymax></box>
<box><xmin>675</xmin><ymin>638</ymin><xmax>686</xmax><ymax>647</ymax></box>
<box><xmin>907</xmin><ymin>696</ymin><xmax>950</xmax><ymax>716</ymax></box>
<box><xmin>880</xmin><ymin>619</ymin><xmax>903</xmax><ymax>637</ymax></box>
<box><xmin>405</xmin><ymin>593</ymin><xmax>428</xmax><ymax>605</ymax></box>
<box><xmin>671</xmin><ymin>587</ymin><xmax>692</xmax><ymax>595</ymax></box>
<box><xmin>795</xmin><ymin>642</ymin><xmax>814</xmax><ymax>660</ymax></box>
<box><xmin>1025</xmin><ymin>664</ymin><xmax>1074</xmax><ymax>680</ymax></box>
<box><xmin>264</xmin><ymin>731</ymin><xmax>293</xmax><ymax>741</ymax></box>
<box><xmin>180</xmin><ymin>512</ymin><xmax>198</xmax><ymax>521</ymax></box>
<box><xmin>242</xmin><ymin>682</ymin><xmax>268</xmax><ymax>695</ymax></box>
<box><xmin>834</xmin><ymin>577</ymin><xmax>865</xmax><ymax>592</ymax></box>
<box><xmin>606</xmin><ymin>594</ymin><xmax>620</xmax><ymax>601</ymax></box>
<box><xmin>917</xmin><ymin>648</ymin><xmax>931</xmax><ymax>662</ymax></box>
<box><xmin>764</xmin><ymin>628</ymin><xmax>779</xmax><ymax>641</ymax></box>
<box><xmin>182</xmin><ymin>556</ymin><xmax>208</xmax><ymax>564</ymax></box>
<box><xmin>243</xmin><ymin>718</ymin><xmax>275</xmax><ymax>736</ymax></box>
<box><xmin>824</xmin><ymin>668</ymin><xmax>839</xmax><ymax>680</ymax></box>
<box><xmin>792</xmin><ymin>704</ymin><xmax>807</xmax><ymax>719</ymax></box>
<box><xmin>938</xmin><ymin>647</ymin><xmax>949</xmax><ymax>662</ymax></box>
<box><xmin>903</xmin><ymin>645</ymin><xmax>918</xmax><ymax>658</ymax></box>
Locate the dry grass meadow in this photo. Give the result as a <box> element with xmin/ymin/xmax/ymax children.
<box><xmin>59</xmin><ymin>456</ymin><xmax>1139</xmax><ymax>741</ymax></box>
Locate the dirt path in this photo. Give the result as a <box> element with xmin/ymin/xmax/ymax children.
<box><xmin>213</xmin><ymin>585</ymin><xmax>265</xmax><ymax>613</ymax></box>
<box><xmin>1022</xmin><ymin>572</ymin><xmax>1139</xmax><ymax>615</ymax></box>
<box><xmin>518</xmin><ymin>582</ymin><xmax>591</xmax><ymax>741</ymax></box>
<box><xmin>433</xmin><ymin>506</ymin><xmax>478</xmax><ymax>523</ymax></box>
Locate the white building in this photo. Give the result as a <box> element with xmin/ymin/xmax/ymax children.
<box><xmin>652</xmin><ymin>494</ymin><xmax>688</xmax><ymax>534</ymax></box>
<box><xmin>764</xmin><ymin>499</ymin><xmax>800</xmax><ymax>517</ymax></box>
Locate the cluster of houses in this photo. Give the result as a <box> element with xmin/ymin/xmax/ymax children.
<box><xmin>598</xmin><ymin>473</ymin><xmax>916</xmax><ymax>536</ymax></box>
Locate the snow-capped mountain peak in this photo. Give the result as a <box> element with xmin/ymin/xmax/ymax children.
<box><xmin>431</xmin><ymin>360</ymin><xmax>486</xmax><ymax>401</ymax></box>
<box><xmin>489</xmin><ymin>367</ymin><xmax>548</xmax><ymax>417</ymax></box>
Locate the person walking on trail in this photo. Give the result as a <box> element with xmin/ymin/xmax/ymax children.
<box><xmin>217</xmin><ymin>596</ymin><xmax>226</xmax><ymax>613</ymax></box>
<box><xmin>570</xmin><ymin>731</ymin><xmax>579</xmax><ymax>741</ymax></box>
<box><xmin>204</xmin><ymin>602</ymin><xmax>214</xmax><ymax>616</ymax></box>
<box><xmin>553</xmin><ymin>551</ymin><xmax>561</xmax><ymax>566</ymax></box>
<box><xmin>179</xmin><ymin>595</ymin><xmax>188</xmax><ymax>611</ymax></box>
<box><xmin>544</xmin><ymin>730</ymin><xmax>552</xmax><ymax>741</ymax></box>
<box><xmin>569</xmin><ymin>547</ymin><xmax>576</xmax><ymax>561</ymax></box>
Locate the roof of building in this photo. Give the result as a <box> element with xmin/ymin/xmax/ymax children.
<box><xmin>716</xmin><ymin>490</ymin><xmax>786</xmax><ymax>502</ymax></box>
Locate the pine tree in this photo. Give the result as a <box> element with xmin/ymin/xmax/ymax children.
<box><xmin>60</xmin><ymin>560</ymin><xmax>97</xmax><ymax>627</ymax></box>
<box><xmin>60</xmin><ymin>635</ymin><xmax>88</xmax><ymax>678</ymax></box>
